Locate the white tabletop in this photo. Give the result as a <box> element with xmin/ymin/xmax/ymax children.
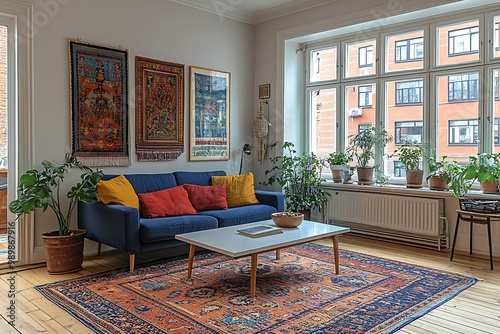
<box><xmin>175</xmin><ymin>220</ymin><xmax>350</xmax><ymax>258</ymax></box>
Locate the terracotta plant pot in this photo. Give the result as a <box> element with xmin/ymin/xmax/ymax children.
<box><xmin>428</xmin><ymin>175</ymin><xmax>449</xmax><ymax>191</ymax></box>
<box><xmin>406</xmin><ymin>170</ymin><xmax>424</xmax><ymax>188</ymax></box>
<box><xmin>41</xmin><ymin>229</ymin><xmax>86</xmax><ymax>274</ymax></box>
<box><xmin>480</xmin><ymin>179</ymin><xmax>499</xmax><ymax>194</ymax></box>
<box><xmin>330</xmin><ymin>164</ymin><xmax>344</xmax><ymax>183</ymax></box>
<box><xmin>356</xmin><ymin>167</ymin><xmax>374</xmax><ymax>185</ymax></box>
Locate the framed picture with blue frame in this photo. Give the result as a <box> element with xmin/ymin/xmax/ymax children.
<box><xmin>189</xmin><ymin>66</ymin><xmax>230</xmax><ymax>161</ymax></box>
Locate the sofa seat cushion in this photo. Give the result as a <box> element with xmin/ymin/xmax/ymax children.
<box><xmin>140</xmin><ymin>215</ymin><xmax>218</xmax><ymax>243</ymax></box>
<box><xmin>200</xmin><ymin>204</ymin><xmax>277</xmax><ymax>228</ymax></box>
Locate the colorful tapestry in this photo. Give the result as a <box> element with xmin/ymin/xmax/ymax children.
<box><xmin>135</xmin><ymin>57</ymin><xmax>184</xmax><ymax>161</ymax></box>
<box><xmin>70</xmin><ymin>39</ymin><xmax>129</xmax><ymax>166</ymax></box>
<box><xmin>36</xmin><ymin>244</ymin><xmax>476</xmax><ymax>333</ymax></box>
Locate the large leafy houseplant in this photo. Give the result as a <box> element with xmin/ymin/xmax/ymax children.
<box><xmin>262</xmin><ymin>142</ymin><xmax>330</xmax><ymax>213</ymax></box>
<box><xmin>390</xmin><ymin>140</ymin><xmax>425</xmax><ymax>171</ymax></box>
<box><xmin>347</xmin><ymin>127</ymin><xmax>393</xmax><ymax>168</ymax></box>
<box><xmin>9</xmin><ymin>153</ymin><xmax>103</xmax><ymax>236</ymax></box>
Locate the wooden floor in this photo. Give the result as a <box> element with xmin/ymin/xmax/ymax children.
<box><xmin>0</xmin><ymin>234</ymin><xmax>499</xmax><ymax>333</ymax></box>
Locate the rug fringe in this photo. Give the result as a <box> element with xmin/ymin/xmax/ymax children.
<box><xmin>75</xmin><ymin>155</ymin><xmax>130</xmax><ymax>167</ymax></box>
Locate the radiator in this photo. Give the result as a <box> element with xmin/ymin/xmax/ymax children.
<box><xmin>324</xmin><ymin>190</ymin><xmax>448</xmax><ymax>250</ymax></box>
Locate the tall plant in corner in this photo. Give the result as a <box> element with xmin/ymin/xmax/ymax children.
<box><xmin>262</xmin><ymin>141</ymin><xmax>330</xmax><ymax>214</ymax></box>
<box><xmin>9</xmin><ymin>153</ymin><xmax>103</xmax><ymax>236</ymax></box>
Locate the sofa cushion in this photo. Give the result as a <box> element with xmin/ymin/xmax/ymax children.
<box><xmin>182</xmin><ymin>184</ymin><xmax>228</xmax><ymax>211</ymax></box>
<box><xmin>138</xmin><ymin>186</ymin><xmax>197</xmax><ymax>218</ymax></box>
<box><xmin>200</xmin><ymin>204</ymin><xmax>277</xmax><ymax>228</ymax></box>
<box><xmin>102</xmin><ymin>173</ymin><xmax>177</xmax><ymax>194</ymax></box>
<box><xmin>97</xmin><ymin>174</ymin><xmax>140</xmax><ymax>209</ymax></box>
<box><xmin>173</xmin><ymin>170</ymin><xmax>226</xmax><ymax>186</ymax></box>
<box><xmin>211</xmin><ymin>172</ymin><xmax>259</xmax><ymax>208</ymax></box>
<box><xmin>140</xmin><ymin>215</ymin><xmax>218</xmax><ymax>243</ymax></box>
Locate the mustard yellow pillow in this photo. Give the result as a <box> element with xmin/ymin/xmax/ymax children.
<box><xmin>96</xmin><ymin>174</ymin><xmax>140</xmax><ymax>209</ymax></box>
<box><xmin>211</xmin><ymin>172</ymin><xmax>259</xmax><ymax>208</ymax></box>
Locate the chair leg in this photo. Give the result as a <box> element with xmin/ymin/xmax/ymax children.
<box><xmin>487</xmin><ymin>220</ymin><xmax>493</xmax><ymax>270</ymax></box>
<box><xmin>129</xmin><ymin>254</ymin><xmax>135</xmax><ymax>272</ymax></box>
<box><xmin>450</xmin><ymin>214</ymin><xmax>461</xmax><ymax>261</ymax></box>
<box><xmin>97</xmin><ymin>243</ymin><xmax>102</xmax><ymax>256</ymax></box>
<box><xmin>469</xmin><ymin>222</ymin><xmax>473</xmax><ymax>255</ymax></box>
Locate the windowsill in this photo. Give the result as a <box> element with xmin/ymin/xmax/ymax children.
<box><xmin>321</xmin><ymin>181</ymin><xmax>500</xmax><ymax>200</ymax></box>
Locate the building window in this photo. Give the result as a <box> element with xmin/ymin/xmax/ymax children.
<box><xmin>395</xmin><ymin>80</ymin><xmax>423</xmax><ymax>105</ymax></box>
<box><xmin>448</xmin><ymin>73</ymin><xmax>478</xmax><ymax>102</ymax></box>
<box><xmin>495</xmin><ymin>76</ymin><xmax>499</xmax><ymax>100</ymax></box>
<box><xmin>449</xmin><ymin>119</ymin><xmax>479</xmax><ymax>145</ymax></box>
<box><xmin>395</xmin><ymin>121</ymin><xmax>423</xmax><ymax>144</ymax></box>
<box><xmin>358</xmin><ymin>123</ymin><xmax>372</xmax><ymax>133</ymax></box>
<box><xmin>358</xmin><ymin>85</ymin><xmax>372</xmax><ymax>107</ymax></box>
<box><xmin>448</xmin><ymin>26</ymin><xmax>479</xmax><ymax>55</ymax></box>
<box><xmin>496</xmin><ymin>22</ymin><xmax>500</xmax><ymax>51</ymax></box>
<box><xmin>395</xmin><ymin>37</ymin><xmax>423</xmax><ymax>62</ymax></box>
<box><xmin>394</xmin><ymin>161</ymin><xmax>406</xmax><ymax>177</ymax></box>
<box><xmin>358</xmin><ymin>45</ymin><xmax>373</xmax><ymax>67</ymax></box>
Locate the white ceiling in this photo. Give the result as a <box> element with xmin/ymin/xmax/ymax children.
<box><xmin>171</xmin><ymin>0</ymin><xmax>335</xmax><ymax>24</ymax></box>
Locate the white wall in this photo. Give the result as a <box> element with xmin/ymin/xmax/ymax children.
<box><xmin>19</xmin><ymin>0</ymin><xmax>255</xmax><ymax>259</ymax></box>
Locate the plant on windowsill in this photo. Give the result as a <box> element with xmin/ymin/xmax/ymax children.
<box><xmin>346</xmin><ymin>127</ymin><xmax>393</xmax><ymax>185</ymax></box>
<box><xmin>390</xmin><ymin>140</ymin><xmax>426</xmax><ymax>188</ymax></box>
<box><xmin>9</xmin><ymin>153</ymin><xmax>103</xmax><ymax>274</ymax></box>
<box><xmin>261</xmin><ymin>141</ymin><xmax>330</xmax><ymax>219</ymax></box>
<box><xmin>465</xmin><ymin>153</ymin><xmax>500</xmax><ymax>194</ymax></box>
<box><xmin>426</xmin><ymin>151</ymin><xmax>454</xmax><ymax>191</ymax></box>
<box><xmin>326</xmin><ymin>151</ymin><xmax>351</xmax><ymax>183</ymax></box>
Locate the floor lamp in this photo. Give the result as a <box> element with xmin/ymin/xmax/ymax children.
<box><xmin>239</xmin><ymin>144</ymin><xmax>252</xmax><ymax>175</ymax></box>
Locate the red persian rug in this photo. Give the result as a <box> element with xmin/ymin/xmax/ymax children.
<box><xmin>36</xmin><ymin>244</ymin><xmax>476</xmax><ymax>333</ymax></box>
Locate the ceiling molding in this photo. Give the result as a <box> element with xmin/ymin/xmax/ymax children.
<box><xmin>170</xmin><ymin>0</ymin><xmax>336</xmax><ymax>25</ymax></box>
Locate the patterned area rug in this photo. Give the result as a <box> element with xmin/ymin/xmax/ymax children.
<box><xmin>36</xmin><ymin>244</ymin><xmax>476</xmax><ymax>333</ymax></box>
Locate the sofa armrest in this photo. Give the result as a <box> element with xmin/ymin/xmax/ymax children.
<box><xmin>255</xmin><ymin>190</ymin><xmax>285</xmax><ymax>212</ymax></box>
<box><xmin>78</xmin><ymin>201</ymin><xmax>141</xmax><ymax>253</ymax></box>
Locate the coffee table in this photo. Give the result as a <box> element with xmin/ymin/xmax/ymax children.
<box><xmin>175</xmin><ymin>220</ymin><xmax>350</xmax><ymax>298</ymax></box>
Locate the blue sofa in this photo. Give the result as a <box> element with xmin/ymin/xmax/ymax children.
<box><xmin>78</xmin><ymin>170</ymin><xmax>284</xmax><ymax>271</ymax></box>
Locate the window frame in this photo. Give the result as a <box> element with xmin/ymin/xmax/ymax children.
<box><xmin>358</xmin><ymin>45</ymin><xmax>373</xmax><ymax>68</ymax></box>
<box><xmin>395</xmin><ymin>80</ymin><xmax>424</xmax><ymax>105</ymax></box>
<box><xmin>395</xmin><ymin>37</ymin><xmax>424</xmax><ymax>63</ymax></box>
<box><xmin>448</xmin><ymin>25</ymin><xmax>480</xmax><ymax>56</ymax></box>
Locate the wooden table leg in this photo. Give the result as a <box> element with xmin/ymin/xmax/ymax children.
<box><xmin>333</xmin><ymin>235</ymin><xmax>340</xmax><ymax>275</ymax></box>
<box><xmin>250</xmin><ymin>253</ymin><xmax>258</xmax><ymax>298</ymax></box>
<box><xmin>187</xmin><ymin>244</ymin><xmax>195</xmax><ymax>278</ymax></box>
<box><xmin>276</xmin><ymin>249</ymin><xmax>280</xmax><ymax>260</ymax></box>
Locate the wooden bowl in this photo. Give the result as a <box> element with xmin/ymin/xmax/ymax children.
<box><xmin>271</xmin><ymin>212</ymin><xmax>304</xmax><ymax>228</ymax></box>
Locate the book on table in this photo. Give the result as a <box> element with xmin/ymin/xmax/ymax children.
<box><xmin>237</xmin><ymin>225</ymin><xmax>283</xmax><ymax>238</ymax></box>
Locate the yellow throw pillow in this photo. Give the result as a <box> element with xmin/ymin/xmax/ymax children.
<box><xmin>96</xmin><ymin>174</ymin><xmax>140</xmax><ymax>209</ymax></box>
<box><xmin>211</xmin><ymin>172</ymin><xmax>259</xmax><ymax>208</ymax></box>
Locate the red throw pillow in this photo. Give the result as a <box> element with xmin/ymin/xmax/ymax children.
<box><xmin>138</xmin><ymin>186</ymin><xmax>197</xmax><ymax>218</ymax></box>
<box><xmin>182</xmin><ymin>184</ymin><xmax>228</xmax><ymax>211</ymax></box>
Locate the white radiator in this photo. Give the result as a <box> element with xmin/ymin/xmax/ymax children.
<box><xmin>324</xmin><ymin>190</ymin><xmax>448</xmax><ymax>250</ymax></box>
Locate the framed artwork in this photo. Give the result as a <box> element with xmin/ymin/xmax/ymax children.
<box><xmin>189</xmin><ymin>66</ymin><xmax>230</xmax><ymax>161</ymax></box>
<box><xmin>259</xmin><ymin>84</ymin><xmax>270</xmax><ymax>99</ymax></box>
<box><xmin>135</xmin><ymin>56</ymin><xmax>184</xmax><ymax>161</ymax></box>
<box><xmin>69</xmin><ymin>39</ymin><xmax>130</xmax><ymax>166</ymax></box>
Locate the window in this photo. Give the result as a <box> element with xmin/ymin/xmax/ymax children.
<box><xmin>395</xmin><ymin>80</ymin><xmax>423</xmax><ymax>105</ymax></box>
<box><xmin>448</xmin><ymin>73</ymin><xmax>478</xmax><ymax>102</ymax></box>
<box><xmin>495</xmin><ymin>75</ymin><xmax>499</xmax><ymax>101</ymax></box>
<box><xmin>395</xmin><ymin>38</ymin><xmax>423</xmax><ymax>62</ymax></box>
<box><xmin>394</xmin><ymin>161</ymin><xmax>406</xmax><ymax>177</ymax></box>
<box><xmin>358</xmin><ymin>123</ymin><xmax>372</xmax><ymax>132</ymax></box>
<box><xmin>395</xmin><ymin>121</ymin><xmax>423</xmax><ymax>144</ymax></box>
<box><xmin>358</xmin><ymin>85</ymin><xmax>372</xmax><ymax>107</ymax></box>
<box><xmin>449</xmin><ymin>119</ymin><xmax>479</xmax><ymax>145</ymax></box>
<box><xmin>358</xmin><ymin>45</ymin><xmax>373</xmax><ymax>67</ymax></box>
<box><xmin>448</xmin><ymin>26</ymin><xmax>479</xmax><ymax>55</ymax></box>
<box><xmin>495</xmin><ymin>22</ymin><xmax>500</xmax><ymax>51</ymax></box>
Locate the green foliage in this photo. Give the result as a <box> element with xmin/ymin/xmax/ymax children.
<box><xmin>391</xmin><ymin>140</ymin><xmax>426</xmax><ymax>171</ymax></box>
<box><xmin>326</xmin><ymin>152</ymin><xmax>351</xmax><ymax>166</ymax></box>
<box><xmin>262</xmin><ymin>142</ymin><xmax>330</xmax><ymax>212</ymax></box>
<box><xmin>9</xmin><ymin>153</ymin><xmax>103</xmax><ymax>236</ymax></box>
<box><xmin>426</xmin><ymin>151</ymin><xmax>455</xmax><ymax>181</ymax></box>
<box><xmin>347</xmin><ymin>127</ymin><xmax>393</xmax><ymax>168</ymax></box>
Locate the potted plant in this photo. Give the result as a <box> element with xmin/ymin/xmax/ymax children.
<box><xmin>426</xmin><ymin>152</ymin><xmax>453</xmax><ymax>191</ymax></box>
<box><xmin>262</xmin><ymin>141</ymin><xmax>330</xmax><ymax>219</ymax></box>
<box><xmin>390</xmin><ymin>140</ymin><xmax>425</xmax><ymax>188</ymax></box>
<box><xmin>327</xmin><ymin>151</ymin><xmax>351</xmax><ymax>183</ymax></box>
<box><xmin>465</xmin><ymin>153</ymin><xmax>500</xmax><ymax>194</ymax></box>
<box><xmin>9</xmin><ymin>153</ymin><xmax>103</xmax><ymax>274</ymax></box>
<box><xmin>347</xmin><ymin>127</ymin><xmax>393</xmax><ymax>184</ymax></box>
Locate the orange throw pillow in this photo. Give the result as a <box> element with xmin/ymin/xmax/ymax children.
<box><xmin>138</xmin><ymin>186</ymin><xmax>197</xmax><ymax>218</ymax></box>
<box><xmin>96</xmin><ymin>174</ymin><xmax>140</xmax><ymax>209</ymax></box>
<box><xmin>182</xmin><ymin>184</ymin><xmax>228</xmax><ymax>211</ymax></box>
<box><xmin>211</xmin><ymin>172</ymin><xmax>259</xmax><ymax>208</ymax></box>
